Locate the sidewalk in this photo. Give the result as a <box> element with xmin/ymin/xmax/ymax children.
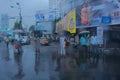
<box><xmin>53</xmin><ymin>43</ymin><xmax>120</xmax><ymax>80</ymax></box>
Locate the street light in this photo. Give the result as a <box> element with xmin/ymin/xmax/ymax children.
<box><xmin>10</xmin><ymin>2</ymin><xmax>22</xmax><ymax>30</ymax></box>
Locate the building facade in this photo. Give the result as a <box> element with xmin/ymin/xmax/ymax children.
<box><xmin>1</xmin><ymin>14</ymin><xmax>9</xmax><ymax>30</ymax></box>
<box><xmin>54</xmin><ymin>0</ymin><xmax>120</xmax><ymax>48</ymax></box>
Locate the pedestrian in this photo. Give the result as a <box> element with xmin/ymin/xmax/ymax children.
<box><xmin>90</xmin><ymin>34</ymin><xmax>99</xmax><ymax>63</ymax></box>
<box><xmin>18</xmin><ymin>39</ymin><xmax>23</xmax><ymax>54</ymax></box>
<box><xmin>5</xmin><ymin>37</ymin><xmax>9</xmax><ymax>48</ymax></box>
<box><xmin>87</xmin><ymin>34</ymin><xmax>90</xmax><ymax>58</ymax></box>
<box><xmin>34</xmin><ymin>35</ymin><xmax>40</xmax><ymax>53</ymax></box>
<box><xmin>11</xmin><ymin>36</ymin><xmax>15</xmax><ymax>45</ymax></box>
<box><xmin>60</xmin><ymin>35</ymin><xmax>66</xmax><ymax>58</ymax></box>
<box><xmin>80</xmin><ymin>35</ymin><xmax>87</xmax><ymax>58</ymax></box>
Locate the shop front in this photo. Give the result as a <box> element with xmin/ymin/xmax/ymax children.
<box><xmin>102</xmin><ymin>0</ymin><xmax>120</xmax><ymax>50</ymax></box>
<box><xmin>75</xmin><ymin>1</ymin><xmax>103</xmax><ymax>45</ymax></box>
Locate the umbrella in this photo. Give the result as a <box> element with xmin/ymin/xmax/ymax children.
<box><xmin>79</xmin><ymin>31</ymin><xmax>90</xmax><ymax>34</ymax></box>
<box><xmin>13</xmin><ymin>29</ymin><xmax>24</xmax><ymax>33</ymax></box>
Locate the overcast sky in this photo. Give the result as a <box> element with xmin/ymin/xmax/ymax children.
<box><xmin>0</xmin><ymin>0</ymin><xmax>49</xmax><ymax>29</ymax></box>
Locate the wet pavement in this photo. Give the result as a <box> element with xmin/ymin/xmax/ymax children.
<box><xmin>0</xmin><ymin>41</ymin><xmax>120</xmax><ymax>80</ymax></box>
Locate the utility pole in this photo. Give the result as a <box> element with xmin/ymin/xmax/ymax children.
<box><xmin>16</xmin><ymin>2</ymin><xmax>22</xmax><ymax>30</ymax></box>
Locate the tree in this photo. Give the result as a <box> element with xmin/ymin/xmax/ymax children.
<box><xmin>13</xmin><ymin>20</ymin><xmax>20</xmax><ymax>30</ymax></box>
<box><xmin>29</xmin><ymin>25</ymin><xmax>35</xmax><ymax>33</ymax></box>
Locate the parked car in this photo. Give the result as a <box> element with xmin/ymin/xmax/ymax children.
<box><xmin>40</xmin><ymin>37</ymin><xmax>49</xmax><ymax>45</ymax></box>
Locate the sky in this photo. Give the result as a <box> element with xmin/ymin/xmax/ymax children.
<box><xmin>0</xmin><ymin>0</ymin><xmax>49</xmax><ymax>29</ymax></box>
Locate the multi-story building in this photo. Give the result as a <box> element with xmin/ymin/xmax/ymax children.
<box><xmin>1</xmin><ymin>14</ymin><xmax>9</xmax><ymax>30</ymax></box>
<box><xmin>49</xmin><ymin>0</ymin><xmax>60</xmax><ymax>20</ymax></box>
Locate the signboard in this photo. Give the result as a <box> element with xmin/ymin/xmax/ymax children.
<box><xmin>97</xmin><ymin>27</ymin><xmax>103</xmax><ymax>44</ymax></box>
<box><xmin>104</xmin><ymin>0</ymin><xmax>120</xmax><ymax>25</ymax></box>
<box><xmin>56</xmin><ymin>20</ymin><xmax>63</xmax><ymax>33</ymax></box>
<box><xmin>48</xmin><ymin>12</ymin><xmax>55</xmax><ymax>21</ymax></box>
<box><xmin>35</xmin><ymin>12</ymin><xmax>44</xmax><ymax>22</ymax></box>
<box><xmin>49</xmin><ymin>15</ymin><xmax>54</xmax><ymax>21</ymax></box>
<box><xmin>61</xmin><ymin>16</ymin><xmax>67</xmax><ymax>30</ymax></box>
<box><xmin>102</xmin><ymin>16</ymin><xmax>111</xmax><ymax>23</ymax></box>
<box><xmin>76</xmin><ymin>2</ymin><xmax>103</xmax><ymax>28</ymax></box>
<box><xmin>66</xmin><ymin>9</ymin><xmax>76</xmax><ymax>33</ymax></box>
<box><xmin>76</xmin><ymin>0</ymin><xmax>105</xmax><ymax>28</ymax></box>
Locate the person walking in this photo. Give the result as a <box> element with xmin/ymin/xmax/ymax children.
<box><xmin>60</xmin><ymin>35</ymin><xmax>66</xmax><ymax>58</ymax></box>
<box><xmin>87</xmin><ymin>34</ymin><xmax>90</xmax><ymax>58</ymax></box>
<box><xmin>90</xmin><ymin>34</ymin><xmax>99</xmax><ymax>63</ymax></box>
<box><xmin>34</xmin><ymin>35</ymin><xmax>40</xmax><ymax>53</ymax></box>
<box><xmin>5</xmin><ymin>37</ymin><xmax>9</xmax><ymax>48</ymax></box>
<box><xmin>80</xmin><ymin>35</ymin><xmax>87</xmax><ymax>58</ymax></box>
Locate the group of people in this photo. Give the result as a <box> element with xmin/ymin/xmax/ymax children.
<box><xmin>80</xmin><ymin>33</ymin><xmax>99</xmax><ymax>63</ymax></box>
<box><xmin>32</xmin><ymin>32</ymin><xmax>100</xmax><ymax>63</ymax></box>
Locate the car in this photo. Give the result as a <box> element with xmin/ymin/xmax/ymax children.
<box><xmin>40</xmin><ymin>37</ymin><xmax>49</xmax><ymax>45</ymax></box>
<box><xmin>20</xmin><ymin>36</ymin><xmax>30</xmax><ymax>45</ymax></box>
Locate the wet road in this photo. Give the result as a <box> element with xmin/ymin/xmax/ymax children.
<box><xmin>0</xmin><ymin>42</ymin><xmax>120</xmax><ymax>80</ymax></box>
<box><xmin>0</xmin><ymin>42</ymin><xmax>58</xmax><ymax>80</ymax></box>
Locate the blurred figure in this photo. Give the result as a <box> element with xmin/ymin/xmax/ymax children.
<box><xmin>90</xmin><ymin>34</ymin><xmax>99</xmax><ymax>63</ymax></box>
<box><xmin>60</xmin><ymin>35</ymin><xmax>66</xmax><ymax>58</ymax></box>
<box><xmin>5</xmin><ymin>48</ymin><xmax>10</xmax><ymax>61</ymax></box>
<box><xmin>34</xmin><ymin>52</ymin><xmax>40</xmax><ymax>75</ymax></box>
<box><xmin>11</xmin><ymin>36</ymin><xmax>15</xmax><ymax>45</ymax></box>
<box><xmin>87</xmin><ymin>34</ymin><xmax>91</xmax><ymax>58</ymax></box>
<box><xmin>5</xmin><ymin>37</ymin><xmax>9</xmax><ymax>48</ymax></box>
<box><xmin>13</xmin><ymin>39</ymin><xmax>23</xmax><ymax>54</ymax></box>
<box><xmin>80</xmin><ymin>35</ymin><xmax>87</xmax><ymax>58</ymax></box>
<box><xmin>34</xmin><ymin>35</ymin><xmax>40</xmax><ymax>53</ymax></box>
<box><xmin>14</xmin><ymin>50</ymin><xmax>24</xmax><ymax>79</ymax></box>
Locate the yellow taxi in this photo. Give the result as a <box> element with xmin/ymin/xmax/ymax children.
<box><xmin>40</xmin><ymin>37</ymin><xmax>49</xmax><ymax>45</ymax></box>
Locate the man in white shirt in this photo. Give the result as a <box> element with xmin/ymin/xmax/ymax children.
<box><xmin>60</xmin><ymin>35</ymin><xmax>66</xmax><ymax>57</ymax></box>
<box><xmin>90</xmin><ymin>34</ymin><xmax>98</xmax><ymax>45</ymax></box>
<box><xmin>90</xmin><ymin>34</ymin><xmax>99</xmax><ymax>63</ymax></box>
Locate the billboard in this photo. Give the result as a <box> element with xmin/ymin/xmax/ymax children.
<box><xmin>56</xmin><ymin>9</ymin><xmax>76</xmax><ymax>34</ymax></box>
<box><xmin>104</xmin><ymin>0</ymin><xmax>120</xmax><ymax>25</ymax></box>
<box><xmin>97</xmin><ymin>27</ymin><xmax>103</xmax><ymax>44</ymax></box>
<box><xmin>66</xmin><ymin>9</ymin><xmax>76</xmax><ymax>33</ymax></box>
<box><xmin>56</xmin><ymin>20</ymin><xmax>63</xmax><ymax>33</ymax></box>
<box><xmin>76</xmin><ymin>1</ymin><xmax>103</xmax><ymax>28</ymax></box>
<box><xmin>48</xmin><ymin>12</ymin><xmax>55</xmax><ymax>21</ymax></box>
<box><xmin>61</xmin><ymin>16</ymin><xmax>67</xmax><ymax>30</ymax></box>
<box><xmin>35</xmin><ymin>11</ymin><xmax>44</xmax><ymax>22</ymax></box>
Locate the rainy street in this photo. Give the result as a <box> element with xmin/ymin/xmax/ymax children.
<box><xmin>1</xmin><ymin>0</ymin><xmax>120</xmax><ymax>80</ymax></box>
<box><xmin>0</xmin><ymin>41</ymin><xmax>120</xmax><ymax>80</ymax></box>
<box><xmin>0</xmin><ymin>41</ymin><xmax>59</xmax><ymax>80</ymax></box>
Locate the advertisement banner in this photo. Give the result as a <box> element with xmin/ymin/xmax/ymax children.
<box><xmin>97</xmin><ymin>27</ymin><xmax>103</xmax><ymax>44</ymax></box>
<box><xmin>48</xmin><ymin>12</ymin><xmax>55</xmax><ymax>21</ymax></box>
<box><xmin>56</xmin><ymin>20</ymin><xmax>63</xmax><ymax>33</ymax></box>
<box><xmin>104</xmin><ymin>0</ymin><xmax>120</xmax><ymax>25</ymax></box>
<box><xmin>66</xmin><ymin>9</ymin><xmax>76</xmax><ymax>33</ymax></box>
<box><xmin>62</xmin><ymin>16</ymin><xmax>68</xmax><ymax>31</ymax></box>
<box><xmin>76</xmin><ymin>1</ymin><xmax>103</xmax><ymax>28</ymax></box>
<box><xmin>35</xmin><ymin>11</ymin><xmax>44</xmax><ymax>22</ymax></box>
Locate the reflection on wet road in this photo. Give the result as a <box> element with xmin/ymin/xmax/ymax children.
<box><xmin>0</xmin><ymin>42</ymin><xmax>120</xmax><ymax>80</ymax></box>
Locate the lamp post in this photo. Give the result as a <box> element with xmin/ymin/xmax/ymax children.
<box><xmin>10</xmin><ymin>2</ymin><xmax>22</xmax><ymax>30</ymax></box>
